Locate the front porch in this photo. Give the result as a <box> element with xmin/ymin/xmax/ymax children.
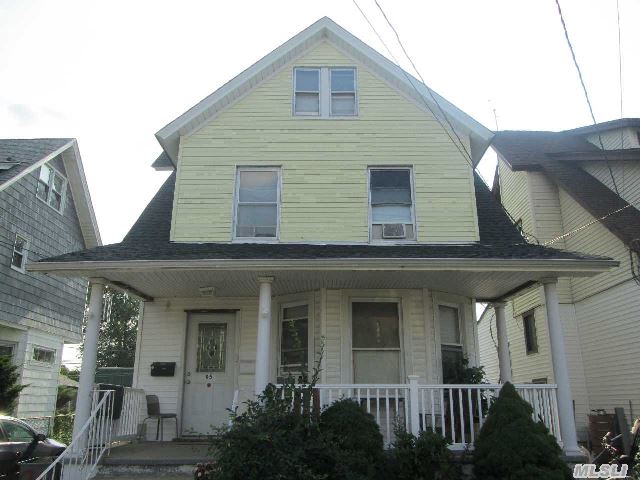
<box><xmin>30</xmin><ymin>248</ymin><xmax>616</xmax><ymax>460</ymax></box>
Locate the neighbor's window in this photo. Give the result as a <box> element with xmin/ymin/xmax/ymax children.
<box><xmin>330</xmin><ymin>68</ymin><xmax>356</xmax><ymax>116</ymax></box>
<box><xmin>352</xmin><ymin>302</ymin><xmax>401</xmax><ymax>384</ymax></box>
<box><xmin>293</xmin><ymin>67</ymin><xmax>357</xmax><ymax>117</ymax></box>
<box><xmin>36</xmin><ymin>164</ymin><xmax>66</xmax><ymax>212</ymax></box>
<box><xmin>439</xmin><ymin>305</ymin><xmax>463</xmax><ymax>384</ymax></box>
<box><xmin>523</xmin><ymin>311</ymin><xmax>538</xmax><ymax>355</ymax></box>
<box><xmin>0</xmin><ymin>342</ymin><xmax>15</xmax><ymax>359</ymax></box>
<box><xmin>32</xmin><ymin>346</ymin><xmax>55</xmax><ymax>364</ymax></box>
<box><xmin>234</xmin><ymin>168</ymin><xmax>280</xmax><ymax>239</ymax></box>
<box><xmin>279</xmin><ymin>304</ymin><xmax>309</xmax><ymax>382</ymax></box>
<box><xmin>294</xmin><ymin>68</ymin><xmax>320</xmax><ymax>116</ymax></box>
<box><xmin>11</xmin><ymin>234</ymin><xmax>28</xmax><ymax>272</ymax></box>
<box><xmin>369</xmin><ymin>168</ymin><xmax>415</xmax><ymax>240</ymax></box>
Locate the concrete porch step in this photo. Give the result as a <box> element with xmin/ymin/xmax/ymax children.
<box><xmin>95</xmin><ymin>441</ymin><xmax>211</xmax><ymax>478</ymax></box>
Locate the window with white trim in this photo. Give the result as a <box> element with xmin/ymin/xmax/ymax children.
<box><xmin>32</xmin><ymin>346</ymin><xmax>55</xmax><ymax>364</ymax></box>
<box><xmin>439</xmin><ymin>305</ymin><xmax>464</xmax><ymax>384</ymax></box>
<box><xmin>278</xmin><ymin>304</ymin><xmax>309</xmax><ymax>382</ymax></box>
<box><xmin>352</xmin><ymin>302</ymin><xmax>401</xmax><ymax>384</ymax></box>
<box><xmin>234</xmin><ymin>168</ymin><xmax>280</xmax><ymax>239</ymax></box>
<box><xmin>36</xmin><ymin>164</ymin><xmax>66</xmax><ymax>212</ymax></box>
<box><xmin>294</xmin><ymin>68</ymin><xmax>320</xmax><ymax>116</ymax></box>
<box><xmin>293</xmin><ymin>67</ymin><xmax>357</xmax><ymax>117</ymax></box>
<box><xmin>369</xmin><ymin>168</ymin><xmax>415</xmax><ymax>241</ymax></box>
<box><xmin>523</xmin><ymin>310</ymin><xmax>538</xmax><ymax>355</ymax></box>
<box><xmin>11</xmin><ymin>234</ymin><xmax>28</xmax><ymax>272</ymax></box>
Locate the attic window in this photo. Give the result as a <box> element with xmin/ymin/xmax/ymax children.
<box><xmin>293</xmin><ymin>67</ymin><xmax>357</xmax><ymax>117</ymax></box>
<box><xmin>36</xmin><ymin>163</ymin><xmax>66</xmax><ymax>213</ymax></box>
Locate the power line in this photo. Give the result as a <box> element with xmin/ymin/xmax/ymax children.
<box><xmin>543</xmin><ymin>204</ymin><xmax>632</xmax><ymax>246</ymax></box>
<box><xmin>554</xmin><ymin>0</ymin><xmax>620</xmax><ymax>197</ymax></box>
<box><xmin>352</xmin><ymin>0</ymin><xmax>539</xmax><ymax>244</ymax></box>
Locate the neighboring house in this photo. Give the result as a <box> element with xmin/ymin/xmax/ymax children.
<box><xmin>478</xmin><ymin>119</ymin><xmax>640</xmax><ymax>441</ymax></box>
<box><xmin>31</xmin><ymin>18</ymin><xmax>616</xmax><ymax>456</ymax></box>
<box><xmin>0</xmin><ymin>139</ymin><xmax>100</xmax><ymax>418</ymax></box>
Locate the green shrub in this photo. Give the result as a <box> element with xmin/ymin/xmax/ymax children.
<box><xmin>473</xmin><ymin>382</ymin><xmax>571</xmax><ymax>480</ymax></box>
<box><xmin>384</xmin><ymin>426</ymin><xmax>458</xmax><ymax>480</ymax></box>
<box><xmin>319</xmin><ymin>399</ymin><xmax>384</xmax><ymax>479</ymax></box>
<box><xmin>0</xmin><ymin>356</ymin><xmax>26</xmax><ymax>415</ymax></box>
<box><xmin>52</xmin><ymin>413</ymin><xmax>74</xmax><ymax>445</ymax></box>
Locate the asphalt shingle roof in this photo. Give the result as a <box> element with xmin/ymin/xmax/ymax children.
<box><xmin>492</xmin><ymin>130</ymin><xmax>640</xmax><ymax>247</ymax></box>
<box><xmin>37</xmin><ymin>171</ymin><xmax>607</xmax><ymax>264</ymax></box>
<box><xmin>0</xmin><ymin>139</ymin><xmax>72</xmax><ymax>186</ymax></box>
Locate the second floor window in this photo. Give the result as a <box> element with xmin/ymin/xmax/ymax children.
<box><xmin>369</xmin><ymin>168</ymin><xmax>415</xmax><ymax>241</ymax></box>
<box><xmin>234</xmin><ymin>168</ymin><xmax>280</xmax><ymax>239</ymax></box>
<box><xmin>11</xmin><ymin>234</ymin><xmax>28</xmax><ymax>272</ymax></box>
<box><xmin>36</xmin><ymin>164</ymin><xmax>66</xmax><ymax>212</ymax></box>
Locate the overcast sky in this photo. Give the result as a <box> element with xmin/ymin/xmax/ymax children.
<box><xmin>2</xmin><ymin>0</ymin><xmax>639</xmax><ymax>246</ymax></box>
<box><xmin>3</xmin><ymin>0</ymin><xmax>638</xmax><ymax>367</ymax></box>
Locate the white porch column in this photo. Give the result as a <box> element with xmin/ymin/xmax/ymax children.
<box><xmin>494</xmin><ymin>302</ymin><xmax>512</xmax><ymax>384</ymax></box>
<box><xmin>254</xmin><ymin>276</ymin><xmax>274</xmax><ymax>395</ymax></box>
<box><xmin>72</xmin><ymin>279</ymin><xmax>105</xmax><ymax>446</ymax></box>
<box><xmin>542</xmin><ymin>278</ymin><xmax>581</xmax><ymax>456</ymax></box>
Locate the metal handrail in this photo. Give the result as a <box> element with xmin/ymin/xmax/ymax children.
<box><xmin>36</xmin><ymin>390</ymin><xmax>114</xmax><ymax>480</ymax></box>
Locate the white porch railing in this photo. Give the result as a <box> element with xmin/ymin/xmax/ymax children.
<box><xmin>35</xmin><ymin>387</ymin><xmax>146</xmax><ymax>480</ymax></box>
<box><xmin>274</xmin><ymin>380</ymin><xmax>561</xmax><ymax>448</ymax></box>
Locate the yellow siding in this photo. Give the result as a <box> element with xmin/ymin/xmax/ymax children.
<box><xmin>173</xmin><ymin>42</ymin><xmax>479</xmax><ymax>243</ymax></box>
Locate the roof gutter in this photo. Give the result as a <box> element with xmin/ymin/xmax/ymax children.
<box><xmin>28</xmin><ymin>256</ymin><xmax>618</xmax><ymax>275</ymax></box>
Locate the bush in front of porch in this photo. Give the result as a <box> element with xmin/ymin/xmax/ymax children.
<box><xmin>473</xmin><ymin>382</ymin><xmax>571</xmax><ymax>480</ymax></box>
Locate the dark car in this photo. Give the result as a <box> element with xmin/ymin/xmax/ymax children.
<box><xmin>0</xmin><ymin>416</ymin><xmax>65</xmax><ymax>480</ymax></box>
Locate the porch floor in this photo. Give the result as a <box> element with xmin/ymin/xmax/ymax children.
<box><xmin>103</xmin><ymin>441</ymin><xmax>211</xmax><ymax>465</ymax></box>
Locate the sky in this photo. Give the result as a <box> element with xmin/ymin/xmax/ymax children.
<box><xmin>1</xmin><ymin>0</ymin><xmax>639</xmax><ymax>365</ymax></box>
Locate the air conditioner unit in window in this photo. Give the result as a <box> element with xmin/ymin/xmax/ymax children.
<box><xmin>382</xmin><ymin>223</ymin><xmax>406</xmax><ymax>239</ymax></box>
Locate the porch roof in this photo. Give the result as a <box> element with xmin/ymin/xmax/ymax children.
<box><xmin>28</xmin><ymin>171</ymin><xmax>616</xmax><ymax>301</ymax></box>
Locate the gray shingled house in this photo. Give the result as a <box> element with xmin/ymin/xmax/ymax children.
<box><xmin>0</xmin><ymin>138</ymin><xmax>100</xmax><ymax>419</ymax></box>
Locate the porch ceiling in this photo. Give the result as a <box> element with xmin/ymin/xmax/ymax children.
<box><xmin>34</xmin><ymin>261</ymin><xmax>611</xmax><ymax>301</ymax></box>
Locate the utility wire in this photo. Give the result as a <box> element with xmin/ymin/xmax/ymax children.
<box><xmin>352</xmin><ymin>0</ymin><xmax>540</xmax><ymax>244</ymax></box>
<box><xmin>554</xmin><ymin>0</ymin><xmax>620</xmax><ymax>197</ymax></box>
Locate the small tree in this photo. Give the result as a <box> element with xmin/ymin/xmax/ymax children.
<box><xmin>0</xmin><ymin>356</ymin><xmax>26</xmax><ymax>415</ymax></box>
<box><xmin>473</xmin><ymin>382</ymin><xmax>571</xmax><ymax>480</ymax></box>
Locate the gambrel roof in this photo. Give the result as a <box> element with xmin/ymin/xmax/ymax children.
<box><xmin>0</xmin><ymin>138</ymin><xmax>102</xmax><ymax>248</ymax></box>
<box><xmin>154</xmin><ymin>17</ymin><xmax>493</xmax><ymax>169</ymax></box>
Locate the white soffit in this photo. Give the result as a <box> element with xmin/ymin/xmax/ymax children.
<box><xmin>155</xmin><ymin>17</ymin><xmax>493</xmax><ymax>166</ymax></box>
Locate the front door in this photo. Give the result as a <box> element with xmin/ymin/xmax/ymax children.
<box><xmin>182</xmin><ymin>312</ymin><xmax>236</xmax><ymax>435</ymax></box>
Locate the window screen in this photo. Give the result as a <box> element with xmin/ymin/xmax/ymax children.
<box><xmin>352</xmin><ymin>302</ymin><xmax>401</xmax><ymax>384</ymax></box>
<box><xmin>235</xmin><ymin>169</ymin><xmax>279</xmax><ymax>238</ymax></box>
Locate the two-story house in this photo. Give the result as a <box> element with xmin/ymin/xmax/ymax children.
<box><xmin>31</xmin><ymin>18</ymin><xmax>616</xmax><ymax>455</ymax></box>
<box><xmin>477</xmin><ymin>119</ymin><xmax>640</xmax><ymax>442</ymax></box>
<box><xmin>0</xmin><ymin>138</ymin><xmax>100</xmax><ymax>419</ymax></box>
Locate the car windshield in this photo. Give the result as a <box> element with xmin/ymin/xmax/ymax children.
<box><xmin>1</xmin><ymin>420</ymin><xmax>34</xmax><ymax>442</ymax></box>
